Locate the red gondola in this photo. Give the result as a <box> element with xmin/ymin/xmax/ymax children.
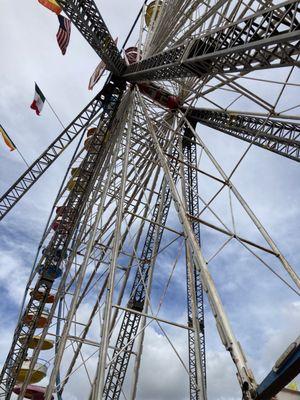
<box><xmin>125</xmin><ymin>47</ymin><xmax>181</xmax><ymax>110</ymax></box>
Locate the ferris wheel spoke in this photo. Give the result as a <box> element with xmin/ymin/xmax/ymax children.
<box><xmin>187</xmin><ymin>107</ymin><xmax>300</xmax><ymax>161</ymax></box>
<box><xmin>179</xmin><ymin>128</ymin><xmax>207</xmax><ymax>399</ymax></box>
<box><xmin>102</xmin><ymin>123</ymin><xmax>182</xmax><ymax>399</ymax></box>
<box><xmin>123</xmin><ymin>1</ymin><xmax>300</xmax><ymax>82</ymax></box>
<box><xmin>59</xmin><ymin>161</ymin><xmax>161</xmax><ymax>394</ymax></box>
<box><xmin>90</xmin><ymin>96</ymin><xmax>137</xmax><ymax>400</ymax></box>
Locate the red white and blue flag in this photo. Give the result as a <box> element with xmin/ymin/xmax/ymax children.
<box><xmin>56</xmin><ymin>15</ymin><xmax>71</xmax><ymax>55</ymax></box>
<box><xmin>30</xmin><ymin>83</ymin><xmax>46</xmax><ymax>116</ymax></box>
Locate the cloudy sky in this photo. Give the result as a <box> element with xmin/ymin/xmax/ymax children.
<box><xmin>0</xmin><ymin>1</ymin><xmax>299</xmax><ymax>399</ymax></box>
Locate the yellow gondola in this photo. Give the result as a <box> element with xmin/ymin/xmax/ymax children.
<box><xmin>19</xmin><ymin>335</ymin><xmax>54</xmax><ymax>351</ymax></box>
<box><xmin>17</xmin><ymin>360</ymin><xmax>47</xmax><ymax>384</ymax></box>
<box><xmin>67</xmin><ymin>167</ymin><xmax>88</xmax><ymax>192</ymax></box>
<box><xmin>71</xmin><ymin>167</ymin><xmax>81</xmax><ymax>177</ymax></box>
<box><xmin>145</xmin><ymin>1</ymin><xmax>162</xmax><ymax>27</ymax></box>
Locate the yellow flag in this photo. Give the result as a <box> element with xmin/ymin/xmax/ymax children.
<box><xmin>38</xmin><ymin>0</ymin><xmax>62</xmax><ymax>14</ymax></box>
<box><xmin>0</xmin><ymin>125</ymin><xmax>16</xmax><ymax>152</ymax></box>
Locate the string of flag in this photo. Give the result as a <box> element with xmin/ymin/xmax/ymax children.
<box><xmin>0</xmin><ymin>0</ymin><xmax>108</xmax><ymax>155</ymax></box>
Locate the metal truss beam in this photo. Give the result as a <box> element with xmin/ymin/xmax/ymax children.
<box><xmin>122</xmin><ymin>1</ymin><xmax>300</xmax><ymax>81</ymax></box>
<box><xmin>0</xmin><ymin>77</ymin><xmax>126</xmax><ymax>400</ymax></box>
<box><xmin>56</xmin><ymin>0</ymin><xmax>126</xmax><ymax>75</ymax></box>
<box><xmin>180</xmin><ymin>114</ymin><xmax>300</xmax><ymax>290</ymax></box>
<box><xmin>0</xmin><ymin>93</ymin><xmax>104</xmax><ymax>221</ymax></box>
<box><xmin>187</xmin><ymin>108</ymin><xmax>300</xmax><ymax>162</ymax></box>
<box><xmin>182</xmin><ymin>121</ymin><xmax>206</xmax><ymax>400</ymax></box>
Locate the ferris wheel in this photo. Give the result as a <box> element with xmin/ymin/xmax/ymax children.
<box><xmin>0</xmin><ymin>1</ymin><xmax>299</xmax><ymax>400</ymax></box>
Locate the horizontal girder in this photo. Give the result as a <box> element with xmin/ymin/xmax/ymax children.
<box><xmin>56</xmin><ymin>0</ymin><xmax>126</xmax><ymax>75</ymax></box>
<box><xmin>122</xmin><ymin>0</ymin><xmax>300</xmax><ymax>81</ymax></box>
<box><xmin>187</xmin><ymin>108</ymin><xmax>300</xmax><ymax>162</ymax></box>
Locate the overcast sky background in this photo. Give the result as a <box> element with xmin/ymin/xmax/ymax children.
<box><xmin>0</xmin><ymin>1</ymin><xmax>299</xmax><ymax>399</ymax></box>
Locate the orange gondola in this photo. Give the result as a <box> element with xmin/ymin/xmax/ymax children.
<box><xmin>30</xmin><ymin>289</ymin><xmax>55</xmax><ymax>303</ymax></box>
<box><xmin>24</xmin><ymin>309</ymin><xmax>49</xmax><ymax>329</ymax></box>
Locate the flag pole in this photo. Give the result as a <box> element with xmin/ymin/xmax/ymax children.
<box><xmin>45</xmin><ymin>98</ymin><xmax>65</xmax><ymax>130</ymax></box>
<box><xmin>16</xmin><ymin>148</ymin><xmax>30</xmax><ymax>168</ymax></box>
<box><xmin>34</xmin><ymin>82</ymin><xmax>65</xmax><ymax>129</ymax></box>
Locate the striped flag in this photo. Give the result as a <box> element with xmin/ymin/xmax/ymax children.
<box><xmin>88</xmin><ymin>60</ymin><xmax>106</xmax><ymax>90</ymax></box>
<box><xmin>88</xmin><ymin>37</ymin><xmax>118</xmax><ymax>90</ymax></box>
<box><xmin>56</xmin><ymin>15</ymin><xmax>71</xmax><ymax>55</ymax></box>
<box><xmin>30</xmin><ymin>83</ymin><xmax>46</xmax><ymax>116</ymax></box>
<box><xmin>0</xmin><ymin>124</ymin><xmax>16</xmax><ymax>152</ymax></box>
<box><xmin>38</xmin><ymin>0</ymin><xmax>61</xmax><ymax>14</ymax></box>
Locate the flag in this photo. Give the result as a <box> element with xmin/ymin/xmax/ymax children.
<box><xmin>38</xmin><ymin>0</ymin><xmax>62</xmax><ymax>14</ymax></box>
<box><xmin>0</xmin><ymin>125</ymin><xmax>16</xmax><ymax>152</ymax></box>
<box><xmin>88</xmin><ymin>38</ymin><xmax>118</xmax><ymax>90</ymax></box>
<box><xmin>88</xmin><ymin>60</ymin><xmax>106</xmax><ymax>90</ymax></box>
<box><xmin>56</xmin><ymin>15</ymin><xmax>71</xmax><ymax>55</ymax></box>
<box><xmin>30</xmin><ymin>84</ymin><xmax>46</xmax><ymax>116</ymax></box>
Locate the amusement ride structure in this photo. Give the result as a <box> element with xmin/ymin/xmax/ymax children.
<box><xmin>0</xmin><ymin>1</ymin><xmax>300</xmax><ymax>399</ymax></box>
